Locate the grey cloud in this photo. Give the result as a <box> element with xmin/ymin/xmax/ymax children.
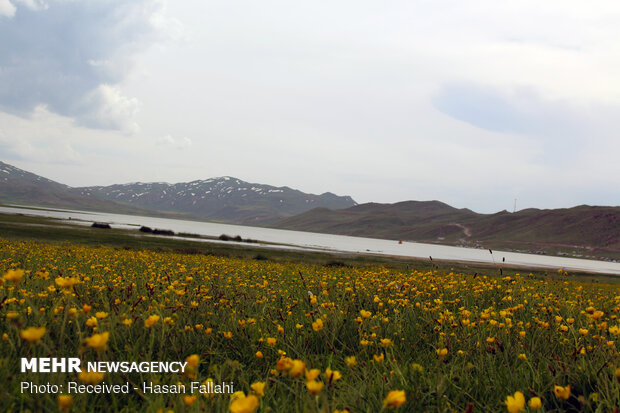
<box><xmin>0</xmin><ymin>0</ymin><xmax>169</xmax><ymax>131</ymax></box>
<box><xmin>431</xmin><ymin>82</ymin><xmax>620</xmax><ymax>165</ymax></box>
<box><xmin>432</xmin><ymin>83</ymin><xmax>589</xmax><ymax>138</ymax></box>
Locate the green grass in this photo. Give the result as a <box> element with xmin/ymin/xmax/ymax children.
<box><xmin>0</xmin><ymin>237</ymin><xmax>618</xmax><ymax>412</ymax></box>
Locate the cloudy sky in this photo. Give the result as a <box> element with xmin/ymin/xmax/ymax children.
<box><xmin>1</xmin><ymin>0</ymin><xmax>619</xmax><ymax>213</ymax></box>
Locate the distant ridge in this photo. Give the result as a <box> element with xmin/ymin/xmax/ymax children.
<box><xmin>0</xmin><ymin>161</ymin><xmax>151</xmax><ymax>215</ymax></box>
<box><xmin>275</xmin><ymin>201</ymin><xmax>620</xmax><ymax>260</ymax></box>
<box><xmin>0</xmin><ymin>161</ymin><xmax>356</xmax><ymax>225</ymax></box>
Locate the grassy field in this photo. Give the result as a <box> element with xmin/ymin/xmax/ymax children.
<box><xmin>1</xmin><ymin>211</ymin><xmax>619</xmax><ymax>284</ymax></box>
<box><xmin>1</xmin><ymin>231</ymin><xmax>619</xmax><ymax>412</ymax></box>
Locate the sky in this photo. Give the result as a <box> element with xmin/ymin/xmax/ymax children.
<box><xmin>1</xmin><ymin>0</ymin><xmax>619</xmax><ymax>213</ymax></box>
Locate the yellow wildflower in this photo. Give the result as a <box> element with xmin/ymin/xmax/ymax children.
<box><xmin>95</xmin><ymin>311</ymin><xmax>108</xmax><ymax>319</ymax></box>
<box><xmin>554</xmin><ymin>385</ymin><xmax>571</xmax><ymax>400</ymax></box>
<box><xmin>85</xmin><ymin>331</ymin><xmax>109</xmax><ymax>351</ymax></box>
<box><xmin>312</xmin><ymin>318</ymin><xmax>323</xmax><ymax>331</ymax></box>
<box><xmin>229</xmin><ymin>393</ymin><xmax>259</xmax><ymax>413</ymax></box>
<box><xmin>590</xmin><ymin>311</ymin><xmax>604</xmax><ymax>321</ymax></box>
<box><xmin>505</xmin><ymin>391</ymin><xmax>525</xmax><ymax>413</ymax></box>
<box><xmin>203</xmin><ymin>378</ymin><xmax>215</xmax><ymax>398</ymax></box>
<box><xmin>345</xmin><ymin>356</ymin><xmax>357</xmax><ymax>368</ymax></box>
<box><xmin>186</xmin><ymin>354</ymin><xmax>200</xmax><ymax>368</ymax></box>
<box><xmin>145</xmin><ymin>314</ymin><xmax>160</xmax><ymax>328</ymax></box>
<box><xmin>78</xmin><ymin>370</ymin><xmax>104</xmax><ymax>385</ymax></box>
<box><xmin>528</xmin><ymin>397</ymin><xmax>542</xmax><ymax>410</ymax></box>
<box><xmin>305</xmin><ymin>368</ymin><xmax>321</xmax><ymax>381</ymax></box>
<box><xmin>55</xmin><ymin>277</ymin><xmax>80</xmax><ymax>288</ymax></box>
<box><xmin>381</xmin><ymin>338</ymin><xmax>393</xmax><ymax>347</ymax></box>
<box><xmin>184</xmin><ymin>395</ymin><xmax>197</xmax><ymax>406</ymax></box>
<box><xmin>289</xmin><ymin>360</ymin><xmax>306</xmax><ymax>377</ymax></box>
<box><xmin>306</xmin><ymin>380</ymin><xmax>324</xmax><ymax>395</ymax></box>
<box><xmin>58</xmin><ymin>395</ymin><xmax>73</xmax><ymax>412</ymax></box>
<box><xmin>3</xmin><ymin>269</ymin><xmax>24</xmax><ymax>283</ymax></box>
<box><xmin>324</xmin><ymin>367</ymin><xmax>342</xmax><ymax>382</ymax></box>
<box><xmin>250</xmin><ymin>381</ymin><xmax>266</xmax><ymax>397</ymax></box>
<box><xmin>6</xmin><ymin>311</ymin><xmax>19</xmax><ymax>319</ymax></box>
<box><xmin>383</xmin><ymin>390</ymin><xmax>406</xmax><ymax>409</ymax></box>
<box><xmin>20</xmin><ymin>326</ymin><xmax>46</xmax><ymax>344</ymax></box>
<box><xmin>185</xmin><ymin>354</ymin><xmax>200</xmax><ymax>379</ymax></box>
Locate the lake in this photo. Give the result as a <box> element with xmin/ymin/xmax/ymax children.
<box><xmin>1</xmin><ymin>205</ymin><xmax>619</xmax><ymax>275</ymax></box>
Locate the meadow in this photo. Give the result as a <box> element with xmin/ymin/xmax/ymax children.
<box><xmin>1</xmin><ymin>237</ymin><xmax>619</xmax><ymax>412</ymax></box>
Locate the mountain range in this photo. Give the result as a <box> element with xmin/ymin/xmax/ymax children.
<box><xmin>1</xmin><ymin>160</ymin><xmax>619</xmax><ymax>259</ymax></box>
<box><xmin>0</xmin><ymin>161</ymin><xmax>356</xmax><ymax>224</ymax></box>
<box><xmin>70</xmin><ymin>178</ymin><xmax>356</xmax><ymax>225</ymax></box>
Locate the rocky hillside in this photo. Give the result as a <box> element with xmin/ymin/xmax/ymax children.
<box><xmin>72</xmin><ymin>177</ymin><xmax>356</xmax><ymax>225</ymax></box>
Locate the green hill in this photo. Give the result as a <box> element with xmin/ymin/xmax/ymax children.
<box><xmin>276</xmin><ymin>201</ymin><xmax>620</xmax><ymax>260</ymax></box>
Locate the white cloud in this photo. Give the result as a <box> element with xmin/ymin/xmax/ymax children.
<box><xmin>78</xmin><ymin>85</ymin><xmax>141</xmax><ymax>134</ymax></box>
<box><xmin>156</xmin><ymin>134</ymin><xmax>192</xmax><ymax>149</ymax></box>
<box><xmin>0</xmin><ymin>0</ymin><xmax>16</xmax><ymax>17</ymax></box>
<box><xmin>148</xmin><ymin>1</ymin><xmax>185</xmax><ymax>42</ymax></box>
<box><xmin>0</xmin><ymin>132</ymin><xmax>82</xmax><ymax>166</ymax></box>
<box><xmin>0</xmin><ymin>108</ymin><xmax>85</xmax><ymax>164</ymax></box>
<box><xmin>13</xmin><ymin>0</ymin><xmax>47</xmax><ymax>11</ymax></box>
